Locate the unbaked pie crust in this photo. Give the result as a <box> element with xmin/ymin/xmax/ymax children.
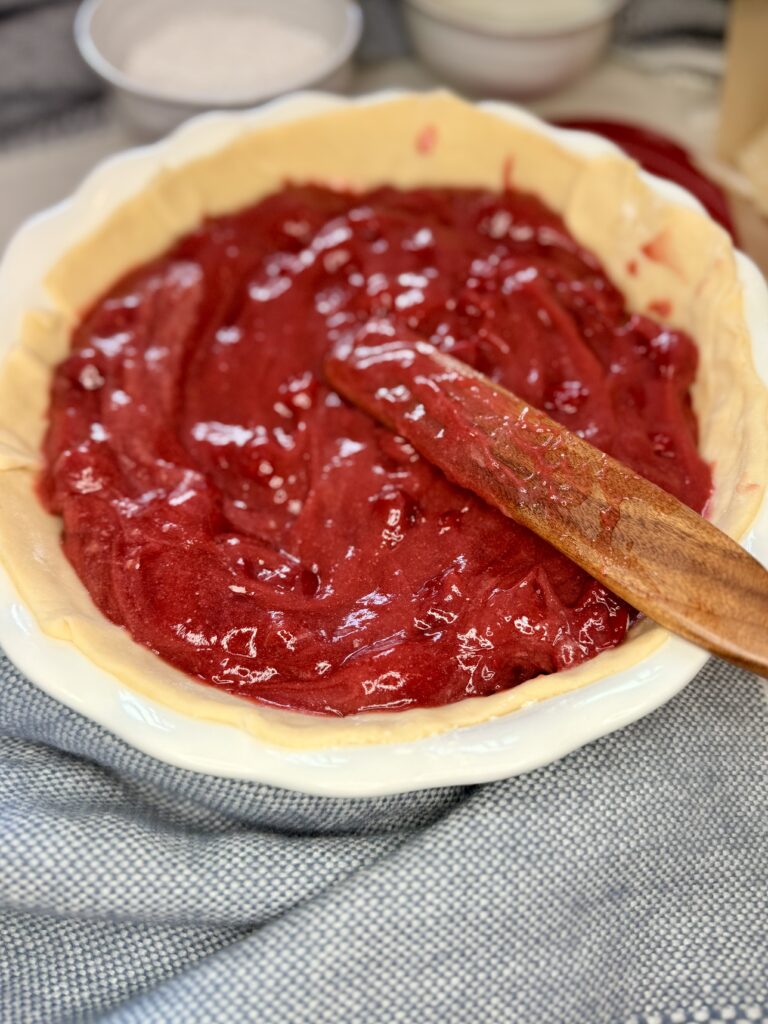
<box><xmin>0</xmin><ymin>92</ymin><xmax>766</xmax><ymax>747</ymax></box>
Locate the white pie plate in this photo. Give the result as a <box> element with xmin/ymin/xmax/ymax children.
<box><xmin>1</xmin><ymin>92</ymin><xmax>767</xmax><ymax>796</ymax></box>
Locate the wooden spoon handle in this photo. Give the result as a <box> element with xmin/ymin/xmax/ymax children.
<box><xmin>326</xmin><ymin>336</ymin><xmax>768</xmax><ymax>677</ymax></box>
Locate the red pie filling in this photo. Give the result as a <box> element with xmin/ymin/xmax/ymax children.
<box><xmin>40</xmin><ymin>185</ymin><xmax>711</xmax><ymax>716</ymax></box>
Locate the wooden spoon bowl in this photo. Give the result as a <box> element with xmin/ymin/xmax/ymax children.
<box><xmin>326</xmin><ymin>336</ymin><xmax>768</xmax><ymax>677</ymax></box>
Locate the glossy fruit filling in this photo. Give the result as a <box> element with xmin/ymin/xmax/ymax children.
<box><xmin>41</xmin><ymin>184</ymin><xmax>711</xmax><ymax>715</ymax></box>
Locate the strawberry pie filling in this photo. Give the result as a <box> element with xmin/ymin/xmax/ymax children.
<box><xmin>40</xmin><ymin>184</ymin><xmax>711</xmax><ymax>715</ymax></box>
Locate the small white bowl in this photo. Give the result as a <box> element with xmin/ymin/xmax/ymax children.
<box><xmin>403</xmin><ymin>0</ymin><xmax>626</xmax><ymax>97</ymax></box>
<box><xmin>75</xmin><ymin>0</ymin><xmax>362</xmax><ymax>137</ymax></box>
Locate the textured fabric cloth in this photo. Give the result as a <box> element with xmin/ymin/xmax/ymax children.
<box><xmin>1</xmin><ymin>649</ymin><xmax>767</xmax><ymax>1023</ymax></box>
<box><xmin>0</xmin><ymin>0</ymin><xmax>101</xmax><ymax>146</ymax></box>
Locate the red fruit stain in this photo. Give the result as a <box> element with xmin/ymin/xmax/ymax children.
<box><xmin>416</xmin><ymin>124</ymin><xmax>438</xmax><ymax>155</ymax></box>
<box><xmin>502</xmin><ymin>155</ymin><xmax>514</xmax><ymax>190</ymax></box>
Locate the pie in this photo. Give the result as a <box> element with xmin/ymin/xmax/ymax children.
<box><xmin>0</xmin><ymin>93</ymin><xmax>765</xmax><ymax>747</ymax></box>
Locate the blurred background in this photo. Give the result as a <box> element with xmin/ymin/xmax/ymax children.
<box><xmin>2</xmin><ymin>0</ymin><xmax>767</xmax><ymax>270</ymax></box>
<box><xmin>0</xmin><ymin>0</ymin><xmax>730</xmax><ymax>141</ymax></box>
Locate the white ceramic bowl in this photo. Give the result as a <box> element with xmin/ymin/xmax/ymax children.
<box><xmin>1</xmin><ymin>92</ymin><xmax>767</xmax><ymax>796</ymax></box>
<box><xmin>74</xmin><ymin>0</ymin><xmax>362</xmax><ymax>136</ymax></box>
<box><xmin>403</xmin><ymin>0</ymin><xmax>626</xmax><ymax>97</ymax></box>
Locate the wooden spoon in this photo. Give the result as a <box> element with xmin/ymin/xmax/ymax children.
<box><xmin>325</xmin><ymin>335</ymin><xmax>768</xmax><ymax>677</ymax></box>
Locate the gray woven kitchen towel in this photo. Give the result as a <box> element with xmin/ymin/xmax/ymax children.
<box><xmin>1</xmin><ymin>647</ymin><xmax>767</xmax><ymax>1024</ymax></box>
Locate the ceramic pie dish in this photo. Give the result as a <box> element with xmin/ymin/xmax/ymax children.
<box><xmin>0</xmin><ymin>91</ymin><xmax>767</xmax><ymax>795</ymax></box>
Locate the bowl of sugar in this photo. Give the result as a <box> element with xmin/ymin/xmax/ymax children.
<box><xmin>75</xmin><ymin>0</ymin><xmax>362</xmax><ymax>136</ymax></box>
<box><xmin>403</xmin><ymin>0</ymin><xmax>626</xmax><ymax>97</ymax></box>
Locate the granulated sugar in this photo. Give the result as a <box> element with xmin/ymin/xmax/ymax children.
<box><xmin>123</xmin><ymin>10</ymin><xmax>332</xmax><ymax>101</ymax></box>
